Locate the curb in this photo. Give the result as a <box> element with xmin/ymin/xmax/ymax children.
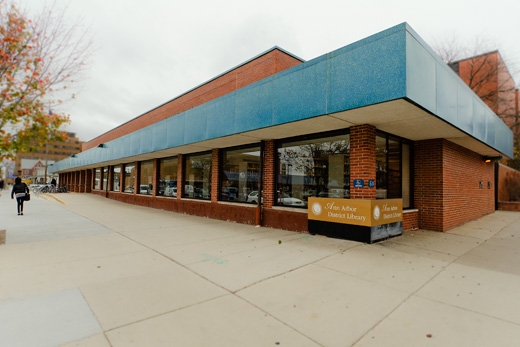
<box><xmin>42</xmin><ymin>193</ymin><xmax>68</xmax><ymax>205</ymax></box>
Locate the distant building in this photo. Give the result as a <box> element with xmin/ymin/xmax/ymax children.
<box><xmin>15</xmin><ymin>132</ymin><xmax>83</xmax><ymax>183</ymax></box>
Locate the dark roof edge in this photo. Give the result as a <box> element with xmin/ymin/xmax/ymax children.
<box><xmin>87</xmin><ymin>46</ymin><xmax>305</xmax><ymax>145</ymax></box>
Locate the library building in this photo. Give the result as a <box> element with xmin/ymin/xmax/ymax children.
<box><xmin>50</xmin><ymin>23</ymin><xmax>513</xmax><ymax>242</ymax></box>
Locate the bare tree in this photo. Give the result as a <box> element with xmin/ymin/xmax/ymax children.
<box><xmin>433</xmin><ymin>37</ymin><xmax>519</xmax><ymax>159</ymax></box>
<box><xmin>25</xmin><ymin>0</ymin><xmax>93</xmax><ymax>103</ymax></box>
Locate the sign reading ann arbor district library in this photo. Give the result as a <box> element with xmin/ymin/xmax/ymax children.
<box><xmin>308</xmin><ymin>197</ymin><xmax>403</xmax><ymax>243</ymax></box>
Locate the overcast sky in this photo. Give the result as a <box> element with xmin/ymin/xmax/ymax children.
<box><xmin>22</xmin><ymin>0</ymin><xmax>520</xmax><ymax>142</ymax></box>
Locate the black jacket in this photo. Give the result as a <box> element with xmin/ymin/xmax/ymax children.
<box><xmin>11</xmin><ymin>183</ymin><xmax>29</xmax><ymax>198</ymax></box>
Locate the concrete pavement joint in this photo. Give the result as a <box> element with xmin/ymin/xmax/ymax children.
<box><xmin>234</xmin><ymin>294</ymin><xmax>326</xmax><ymax>347</ymax></box>
<box><xmin>103</xmin><ymin>294</ymin><xmax>230</xmax><ymax>334</ymax></box>
<box><xmin>351</xmin><ymin>222</ymin><xmax>513</xmax><ymax>345</ymax></box>
<box><xmin>233</xmin><ymin>242</ymin><xmax>365</xmax><ymax>294</ymax></box>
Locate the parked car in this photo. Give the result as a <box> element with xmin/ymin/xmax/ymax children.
<box><xmin>278</xmin><ymin>193</ymin><xmax>305</xmax><ymax>206</ymax></box>
<box><xmin>164</xmin><ymin>186</ymin><xmax>177</xmax><ymax>197</ymax></box>
<box><xmin>221</xmin><ymin>187</ymin><xmax>239</xmax><ymax>201</ymax></box>
<box><xmin>247</xmin><ymin>191</ymin><xmax>305</xmax><ymax>207</ymax></box>
<box><xmin>194</xmin><ymin>188</ymin><xmax>209</xmax><ymax>199</ymax></box>
<box><xmin>140</xmin><ymin>185</ymin><xmax>152</xmax><ymax>195</ymax></box>
<box><xmin>318</xmin><ymin>191</ymin><xmax>342</xmax><ymax>198</ymax></box>
<box><xmin>247</xmin><ymin>191</ymin><xmax>261</xmax><ymax>203</ymax></box>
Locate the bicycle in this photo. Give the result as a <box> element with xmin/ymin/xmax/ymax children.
<box><xmin>38</xmin><ymin>185</ymin><xmax>50</xmax><ymax>193</ymax></box>
<box><xmin>56</xmin><ymin>186</ymin><xmax>68</xmax><ymax>193</ymax></box>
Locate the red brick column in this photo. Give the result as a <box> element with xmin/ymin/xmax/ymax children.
<box><xmin>152</xmin><ymin>159</ymin><xmax>159</xmax><ymax>197</ymax></box>
<box><xmin>263</xmin><ymin>140</ymin><xmax>275</xmax><ymax>208</ymax></box>
<box><xmin>177</xmin><ymin>154</ymin><xmax>183</xmax><ymax>199</ymax></box>
<box><xmin>75</xmin><ymin>171</ymin><xmax>80</xmax><ymax>192</ymax></box>
<box><xmin>107</xmin><ymin>167</ymin><xmax>112</xmax><ymax>197</ymax></box>
<box><xmin>350</xmin><ymin>124</ymin><xmax>376</xmax><ymax>199</ymax></box>
<box><xmin>108</xmin><ymin>167</ymin><xmax>113</xmax><ymax>192</ymax></box>
<box><xmin>134</xmin><ymin>161</ymin><xmax>140</xmax><ymax>195</ymax></box>
<box><xmin>79</xmin><ymin>170</ymin><xmax>86</xmax><ymax>193</ymax></box>
<box><xmin>414</xmin><ymin>139</ymin><xmax>443</xmax><ymax>231</ymax></box>
<box><xmin>211</xmin><ymin>149</ymin><xmax>220</xmax><ymax>203</ymax></box>
<box><xmin>86</xmin><ymin>169</ymin><xmax>92</xmax><ymax>193</ymax></box>
<box><xmin>99</xmin><ymin>168</ymin><xmax>104</xmax><ymax>191</ymax></box>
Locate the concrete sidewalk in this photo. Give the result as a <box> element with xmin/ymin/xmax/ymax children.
<box><xmin>1</xmin><ymin>191</ymin><xmax>520</xmax><ymax>346</ymax></box>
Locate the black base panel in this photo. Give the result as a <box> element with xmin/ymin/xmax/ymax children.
<box><xmin>308</xmin><ymin>220</ymin><xmax>402</xmax><ymax>243</ymax></box>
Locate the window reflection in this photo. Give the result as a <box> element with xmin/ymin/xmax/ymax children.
<box><xmin>184</xmin><ymin>152</ymin><xmax>211</xmax><ymax>200</ymax></box>
<box><xmin>221</xmin><ymin>145</ymin><xmax>261</xmax><ymax>203</ymax></box>
<box><xmin>139</xmin><ymin>160</ymin><xmax>153</xmax><ymax>195</ymax></box>
<box><xmin>112</xmin><ymin>166</ymin><xmax>121</xmax><ymax>192</ymax></box>
<box><xmin>123</xmin><ymin>164</ymin><xmax>135</xmax><ymax>193</ymax></box>
<box><xmin>94</xmin><ymin>168</ymin><xmax>101</xmax><ymax>190</ymax></box>
<box><xmin>158</xmin><ymin>157</ymin><xmax>178</xmax><ymax>197</ymax></box>
<box><xmin>376</xmin><ymin>133</ymin><xmax>412</xmax><ymax>208</ymax></box>
<box><xmin>277</xmin><ymin>133</ymin><xmax>350</xmax><ymax>208</ymax></box>
<box><xmin>103</xmin><ymin>167</ymin><xmax>109</xmax><ymax>191</ymax></box>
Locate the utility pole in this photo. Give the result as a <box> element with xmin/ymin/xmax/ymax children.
<box><xmin>44</xmin><ymin>141</ymin><xmax>49</xmax><ymax>184</ymax></box>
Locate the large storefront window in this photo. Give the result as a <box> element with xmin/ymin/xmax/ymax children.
<box><xmin>184</xmin><ymin>152</ymin><xmax>211</xmax><ymax>200</ymax></box>
<box><xmin>221</xmin><ymin>145</ymin><xmax>261</xmax><ymax>203</ymax></box>
<box><xmin>158</xmin><ymin>157</ymin><xmax>178</xmax><ymax>197</ymax></box>
<box><xmin>277</xmin><ymin>132</ymin><xmax>350</xmax><ymax>208</ymax></box>
<box><xmin>376</xmin><ymin>132</ymin><xmax>412</xmax><ymax>208</ymax></box>
<box><xmin>94</xmin><ymin>168</ymin><xmax>101</xmax><ymax>190</ymax></box>
<box><xmin>112</xmin><ymin>166</ymin><xmax>121</xmax><ymax>192</ymax></box>
<box><xmin>139</xmin><ymin>160</ymin><xmax>154</xmax><ymax>195</ymax></box>
<box><xmin>123</xmin><ymin>163</ymin><xmax>135</xmax><ymax>193</ymax></box>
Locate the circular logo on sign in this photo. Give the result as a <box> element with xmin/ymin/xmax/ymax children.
<box><xmin>373</xmin><ymin>206</ymin><xmax>381</xmax><ymax>220</ymax></box>
<box><xmin>311</xmin><ymin>202</ymin><xmax>322</xmax><ymax>216</ymax></box>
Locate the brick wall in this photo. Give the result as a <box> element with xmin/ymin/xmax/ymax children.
<box><xmin>80</xmin><ymin>170</ymin><xmax>86</xmax><ymax>193</ymax></box>
<box><xmin>403</xmin><ymin>210</ymin><xmax>419</xmax><ymax>230</ymax></box>
<box><xmin>350</xmin><ymin>125</ymin><xmax>376</xmax><ymax>199</ymax></box>
<box><xmin>414</xmin><ymin>139</ymin><xmax>444</xmax><ymax>231</ymax></box>
<box><xmin>83</xmin><ymin>49</ymin><xmax>303</xmax><ymax>151</ymax></box>
<box><xmin>211</xmin><ymin>149</ymin><xmax>220</xmax><ymax>203</ymax></box>
<box><xmin>415</xmin><ymin>139</ymin><xmax>494</xmax><ymax>232</ymax></box>
<box><xmin>442</xmin><ymin>141</ymin><xmax>494</xmax><ymax>230</ymax></box>
<box><xmin>177</xmin><ymin>154</ymin><xmax>184</xmax><ymax>200</ymax></box>
<box><xmin>263</xmin><ymin>140</ymin><xmax>275</xmax><ymax>208</ymax></box>
<box><xmin>152</xmin><ymin>159</ymin><xmax>159</xmax><ymax>197</ymax></box>
<box><xmin>498</xmin><ymin>163</ymin><xmax>520</xmax><ymax>201</ymax></box>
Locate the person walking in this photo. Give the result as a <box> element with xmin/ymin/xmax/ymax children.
<box><xmin>50</xmin><ymin>178</ymin><xmax>57</xmax><ymax>193</ymax></box>
<box><xmin>11</xmin><ymin>177</ymin><xmax>29</xmax><ymax>216</ymax></box>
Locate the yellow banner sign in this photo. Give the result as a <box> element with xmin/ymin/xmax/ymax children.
<box><xmin>308</xmin><ymin>198</ymin><xmax>403</xmax><ymax>227</ymax></box>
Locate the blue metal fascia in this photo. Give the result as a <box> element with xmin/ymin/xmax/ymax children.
<box><xmin>50</xmin><ymin>22</ymin><xmax>513</xmax><ymax>173</ymax></box>
<box><xmin>404</xmin><ymin>24</ymin><xmax>514</xmax><ymax>158</ymax></box>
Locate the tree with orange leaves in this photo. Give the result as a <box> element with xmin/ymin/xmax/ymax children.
<box><xmin>0</xmin><ymin>1</ymin><xmax>91</xmax><ymax>159</ymax></box>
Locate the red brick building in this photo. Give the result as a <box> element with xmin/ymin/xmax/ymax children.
<box><xmin>51</xmin><ymin>24</ymin><xmax>513</xmax><ymax>239</ymax></box>
<box><xmin>450</xmin><ymin>51</ymin><xmax>519</xmax><ymax>138</ymax></box>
